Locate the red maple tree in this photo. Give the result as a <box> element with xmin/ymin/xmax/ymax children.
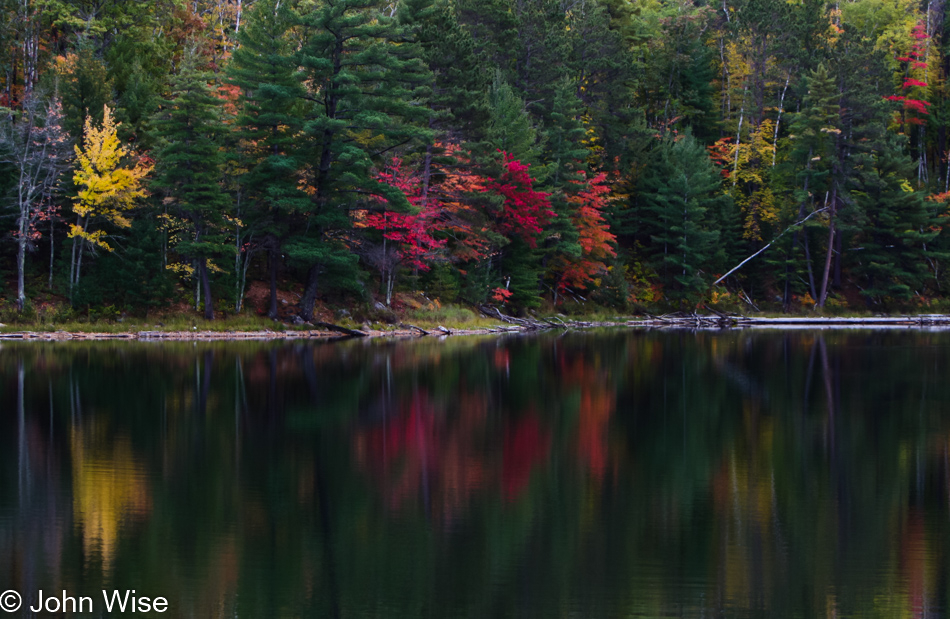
<box><xmin>483</xmin><ymin>152</ymin><xmax>555</xmax><ymax>248</ymax></box>
<box><xmin>549</xmin><ymin>171</ymin><xmax>617</xmax><ymax>294</ymax></box>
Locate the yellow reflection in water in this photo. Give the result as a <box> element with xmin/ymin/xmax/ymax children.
<box><xmin>71</xmin><ymin>426</ymin><xmax>151</xmax><ymax>573</ymax></box>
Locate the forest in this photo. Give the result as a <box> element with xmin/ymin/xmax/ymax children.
<box><xmin>0</xmin><ymin>0</ymin><xmax>948</xmax><ymax>320</ymax></box>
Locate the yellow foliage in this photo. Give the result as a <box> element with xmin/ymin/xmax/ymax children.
<box><xmin>71</xmin><ymin>105</ymin><xmax>152</xmax><ymax>249</ymax></box>
<box><xmin>71</xmin><ymin>427</ymin><xmax>151</xmax><ymax>574</ymax></box>
<box><xmin>167</xmin><ymin>262</ymin><xmax>196</xmax><ymax>278</ymax></box>
<box><xmin>732</xmin><ymin>120</ymin><xmax>779</xmax><ymax>240</ymax></box>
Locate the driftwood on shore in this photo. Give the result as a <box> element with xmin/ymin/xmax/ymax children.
<box><xmin>5</xmin><ymin>311</ymin><xmax>950</xmax><ymax>343</ymax></box>
<box><xmin>313</xmin><ymin>321</ymin><xmax>368</xmax><ymax>337</ymax></box>
<box><xmin>627</xmin><ymin>311</ymin><xmax>950</xmax><ymax>329</ymax></box>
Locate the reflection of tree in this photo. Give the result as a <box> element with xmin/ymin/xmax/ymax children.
<box><xmin>71</xmin><ymin>428</ymin><xmax>151</xmax><ymax>574</ymax></box>
<box><xmin>5</xmin><ymin>333</ymin><xmax>950</xmax><ymax>616</ymax></box>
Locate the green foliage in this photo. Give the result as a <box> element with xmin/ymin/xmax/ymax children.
<box><xmin>4</xmin><ymin>0</ymin><xmax>950</xmax><ymax>317</ymax></box>
<box><xmin>57</xmin><ymin>46</ymin><xmax>113</xmax><ymax>140</ymax></box>
<box><xmin>72</xmin><ymin>217</ymin><xmax>176</xmax><ymax>312</ymax></box>
<box><xmin>150</xmin><ymin>49</ymin><xmax>232</xmax><ymax>318</ymax></box>
<box><xmin>481</xmin><ymin>72</ymin><xmax>540</xmax><ymax>167</ymax></box>
<box><xmin>637</xmin><ymin>131</ymin><xmax>727</xmax><ymax>305</ymax></box>
<box><xmin>851</xmin><ymin>137</ymin><xmax>943</xmax><ymax>303</ymax></box>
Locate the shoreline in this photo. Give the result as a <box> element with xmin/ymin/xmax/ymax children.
<box><xmin>5</xmin><ymin>313</ymin><xmax>950</xmax><ymax>340</ymax></box>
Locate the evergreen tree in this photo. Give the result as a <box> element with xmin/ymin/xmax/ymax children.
<box><xmin>482</xmin><ymin>72</ymin><xmax>540</xmax><ymax>167</ymax></box>
<box><xmin>292</xmin><ymin>0</ymin><xmax>433</xmax><ymax>320</ymax></box>
<box><xmin>150</xmin><ymin>50</ymin><xmax>231</xmax><ymax>320</ymax></box>
<box><xmin>638</xmin><ymin>131</ymin><xmax>725</xmax><ymax>305</ymax></box>
<box><xmin>780</xmin><ymin>62</ymin><xmax>840</xmax><ymax>306</ymax></box>
<box><xmin>851</xmin><ymin>136</ymin><xmax>942</xmax><ymax>304</ymax></box>
<box><xmin>568</xmin><ymin>0</ymin><xmax>645</xmax><ymax>172</ymax></box>
<box><xmin>400</xmin><ymin>0</ymin><xmax>488</xmax><ymax>139</ymax></box>
<box><xmin>227</xmin><ymin>0</ymin><xmax>307</xmax><ymax>318</ymax></box>
<box><xmin>57</xmin><ymin>45</ymin><xmax>113</xmax><ymax>140</ymax></box>
<box><xmin>540</xmin><ymin>78</ymin><xmax>590</xmax><ymax>287</ymax></box>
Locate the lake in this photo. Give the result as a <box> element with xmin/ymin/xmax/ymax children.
<box><xmin>1</xmin><ymin>329</ymin><xmax>948</xmax><ymax>617</ymax></box>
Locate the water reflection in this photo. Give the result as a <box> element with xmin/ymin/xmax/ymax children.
<box><xmin>0</xmin><ymin>331</ymin><xmax>949</xmax><ymax>617</ymax></box>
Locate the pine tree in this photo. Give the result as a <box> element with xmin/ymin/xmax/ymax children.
<box><xmin>56</xmin><ymin>45</ymin><xmax>113</xmax><ymax>140</ymax></box>
<box><xmin>851</xmin><ymin>136</ymin><xmax>942</xmax><ymax>304</ymax></box>
<box><xmin>292</xmin><ymin>0</ymin><xmax>433</xmax><ymax>320</ymax></box>
<box><xmin>540</xmin><ymin>78</ymin><xmax>591</xmax><ymax>293</ymax></box>
<box><xmin>151</xmin><ymin>50</ymin><xmax>231</xmax><ymax>320</ymax></box>
<box><xmin>227</xmin><ymin>0</ymin><xmax>307</xmax><ymax>318</ymax></box>
<box><xmin>638</xmin><ymin>131</ymin><xmax>724</xmax><ymax>305</ymax></box>
<box><xmin>780</xmin><ymin>62</ymin><xmax>840</xmax><ymax>306</ymax></box>
<box><xmin>410</xmin><ymin>0</ymin><xmax>489</xmax><ymax>144</ymax></box>
<box><xmin>482</xmin><ymin>72</ymin><xmax>540</xmax><ymax>167</ymax></box>
<box><xmin>567</xmin><ymin>0</ymin><xmax>644</xmax><ymax>172</ymax></box>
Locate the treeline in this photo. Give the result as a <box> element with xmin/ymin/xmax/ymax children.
<box><xmin>1</xmin><ymin>0</ymin><xmax>949</xmax><ymax>317</ymax></box>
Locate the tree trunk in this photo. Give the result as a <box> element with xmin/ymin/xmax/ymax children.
<box><xmin>16</xmin><ymin>227</ymin><xmax>27</xmax><ymax>312</ymax></box>
<box><xmin>833</xmin><ymin>223</ymin><xmax>842</xmax><ymax>288</ymax></box>
<box><xmin>48</xmin><ymin>214</ymin><xmax>54</xmax><ymax>290</ymax></box>
<box><xmin>818</xmin><ymin>189</ymin><xmax>837</xmax><ymax>308</ymax></box>
<box><xmin>772</xmin><ymin>72</ymin><xmax>791</xmax><ymax>167</ymax></box>
<box><xmin>300</xmin><ymin>263</ymin><xmax>320</xmax><ymax>322</ymax></box>
<box><xmin>268</xmin><ymin>242</ymin><xmax>278</xmax><ymax>319</ymax></box>
<box><xmin>804</xmin><ymin>229</ymin><xmax>817</xmax><ymax>302</ymax></box>
<box><xmin>200</xmin><ymin>258</ymin><xmax>215</xmax><ymax>320</ymax></box>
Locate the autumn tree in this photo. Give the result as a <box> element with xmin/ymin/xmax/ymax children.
<box><xmin>547</xmin><ymin>171</ymin><xmax>617</xmax><ymax>302</ymax></box>
<box><xmin>483</xmin><ymin>153</ymin><xmax>554</xmax><ymax>308</ymax></box>
<box><xmin>0</xmin><ymin>93</ymin><xmax>72</xmax><ymax>311</ymax></box>
<box><xmin>70</xmin><ymin>105</ymin><xmax>152</xmax><ymax>293</ymax></box>
<box><xmin>358</xmin><ymin>157</ymin><xmax>444</xmax><ymax>305</ymax></box>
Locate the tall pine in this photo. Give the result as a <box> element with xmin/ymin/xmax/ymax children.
<box><xmin>292</xmin><ymin>0</ymin><xmax>433</xmax><ymax>320</ymax></box>
<box><xmin>227</xmin><ymin>0</ymin><xmax>307</xmax><ymax>318</ymax></box>
<box><xmin>638</xmin><ymin>131</ymin><xmax>725</xmax><ymax>305</ymax></box>
<box><xmin>151</xmin><ymin>50</ymin><xmax>230</xmax><ymax>320</ymax></box>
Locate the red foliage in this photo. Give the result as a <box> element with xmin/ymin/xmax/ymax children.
<box><xmin>550</xmin><ymin>171</ymin><xmax>618</xmax><ymax>294</ymax></box>
<box><xmin>707</xmin><ymin>137</ymin><xmax>734</xmax><ymax>178</ymax></box>
<box><xmin>904</xmin><ymin>98</ymin><xmax>931</xmax><ymax>114</ymax></box>
<box><xmin>426</xmin><ymin>145</ymin><xmax>493</xmax><ymax>264</ymax></box>
<box><xmin>890</xmin><ymin>21</ymin><xmax>932</xmax><ymax>128</ymax></box>
<box><xmin>363</xmin><ymin>158</ymin><xmax>445</xmax><ymax>271</ymax></box>
<box><xmin>491</xmin><ymin>287</ymin><xmax>513</xmax><ymax>303</ymax></box>
<box><xmin>483</xmin><ymin>153</ymin><xmax>555</xmax><ymax>248</ymax></box>
<box><xmin>502</xmin><ymin>413</ymin><xmax>550</xmax><ymax>501</ymax></box>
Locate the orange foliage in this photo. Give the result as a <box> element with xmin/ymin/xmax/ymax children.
<box><xmin>550</xmin><ymin>171</ymin><xmax>617</xmax><ymax>294</ymax></box>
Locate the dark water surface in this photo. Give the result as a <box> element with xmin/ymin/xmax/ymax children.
<box><xmin>1</xmin><ymin>330</ymin><xmax>949</xmax><ymax>617</ymax></box>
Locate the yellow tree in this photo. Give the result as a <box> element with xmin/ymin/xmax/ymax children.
<box><xmin>70</xmin><ymin>105</ymin><xmax>152</xmax><ymax>293</ymax></box>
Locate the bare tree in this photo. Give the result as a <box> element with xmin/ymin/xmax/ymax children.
<box><xmin>0</xmin><ymin>94</ymin><xmax>72</xmax><ymax>311</ymax></box>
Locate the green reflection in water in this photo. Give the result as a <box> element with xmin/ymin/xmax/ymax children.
<box><xmin>0</xmin><ymin>330</ymin><xmax>948</xmax><ymax>618</ymax></box>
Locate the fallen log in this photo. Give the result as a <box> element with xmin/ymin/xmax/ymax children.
<box><xmin>313</xmin><ymin>322</ymin><xmax>368</xmax><ymax>337</ymax></box>
<box><xmin>399</xmin><ymin>323</ymin><xmax>430</xmax><ymax>336</ymax></box>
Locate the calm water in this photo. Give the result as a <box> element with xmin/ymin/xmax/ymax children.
<box><xmin>1</xmin><ymin>330</ymin><xmax>949</xmax><ymax>617</ymax></box>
